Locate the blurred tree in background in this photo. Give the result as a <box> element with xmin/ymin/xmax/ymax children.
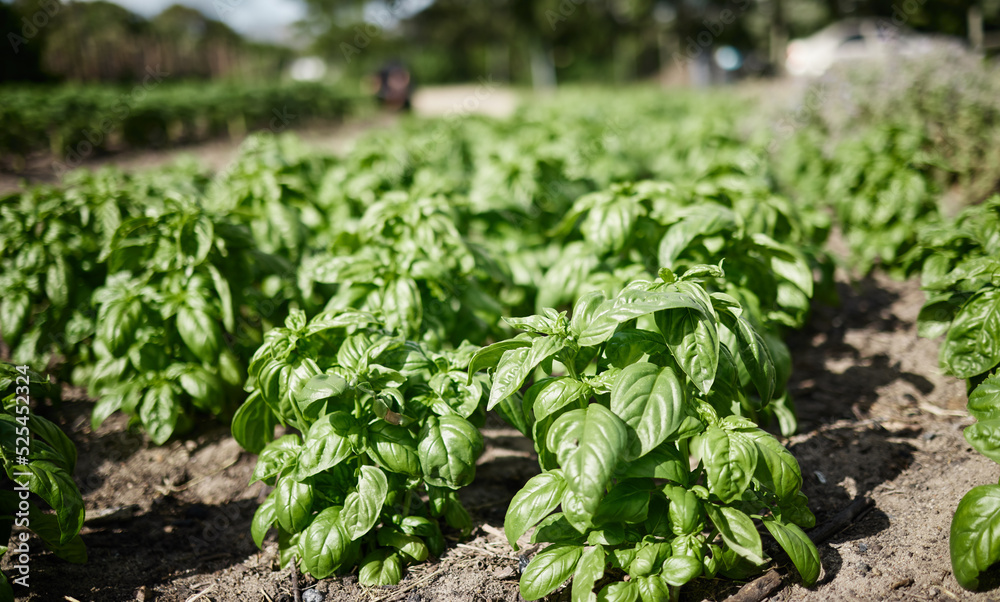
<box><xmin>0</xmin><ymin>0</ymin><xmax>292</xmax><ymax>83</ymax></box>
<box><xmin>2</xmin><ymin>0</ymin><xmax>1000</xmax><ymax>85</ymax></box>
<box><xmin>300</xmin><ymin>0</ymin><xmax>1000</xmax><ymax>85</ymax></box>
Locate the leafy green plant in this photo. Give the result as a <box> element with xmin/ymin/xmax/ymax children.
<box><xmin>471</xmin><ymin>267</ymin><xmax>819</xmax><ymax>600</ymax></box>
<box><xmin>913</xmin><ymin>196</ymin><xmax>1000</xmax><ymax>589</ymax></box>
<box><xmin>86</xmin><ymin>196</ymin><xmax>295</xmax><ymax>443</ymax></box>
<box><xmin>0</xmin><ymin>363</ymin><xmax>86</xmax><ymax>602</ymax></box>
<box><xmin>540</xmin><ymin>180</ymin><xmax>824</xmax><ymax>434</ymax></box>
<box><xmin>0</xmin><ymin>175</ymin><xmax>120</xmax><ymax>371</ymax></box>
<box><xmin>299</xmin><ymin>192</ymin><xmax>510</xmax><ymax>347</ymax></box>
<box><xmin>774</xmin><ymin>45</ymin><xmax>1000</xmax><ymax>274</ymax></box>
<box><xmin>0</xmin><ymin>81</ymin><xmax>367</xmax><ymax>165</ymax></box>
<box><xmin>235</xmin><ymin>309</ymin><xmax>486</xmax><ymax>584</ymax></box>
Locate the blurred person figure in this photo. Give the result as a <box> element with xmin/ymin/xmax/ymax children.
<box><xmin>375</xmin><ymin>60</ymin><xmax>413</xmax><ymax>111</ymax></box>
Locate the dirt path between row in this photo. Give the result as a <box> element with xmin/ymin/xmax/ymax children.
<box><xmin>5</xmin><ymin>269</ymin><xmax>997</xmax><ymax>602</ymax></box>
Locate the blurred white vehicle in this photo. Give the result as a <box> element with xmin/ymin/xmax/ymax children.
<box><xmin>785</xmin><ymin>19</ymin><xmax>960</xmax><ymax>77</ymax></box>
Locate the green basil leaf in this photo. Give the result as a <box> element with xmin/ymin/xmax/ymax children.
<box><xmin>965</xmin><ymin>418</ymin><xmax>1000</xmax><ymax>464</ymax></box>
<box><xmin>44</xmin><ymin>255</ymin><xmax>69</xmax><ymax>308</ymax></box>
<box><xmin>504</xmin><ymin>314</ymin><xmax>560</xmax><ymax>335</ymax></box>
<box><xmin>505</xmin><ymin>471</ymin><xmax>568</xmax><ymax>550</ymax></box>
<box><xmin>430</xmin><ymin>371</ymin><xmax>482</xmax><ymax>418</ymax></box>
<box><xmin>24</xmin><ymin>505</ymin><xmax>86</xmax><ymax>563</ymax></box>
<box><xmin>656</xmin><ymin>303</ymin><xmax>719</xmax><ymax>396</ymax></box>
<box><xmin>562</xmin><ymin>489</ymin><xmax>595</xmax><ymax>532</ymax></box>
<box><xmin>968</xmin><ymin>374</ymin><xmax>1000</xmax><ymax>422</ymax></box>
<box><xmin>25</xmin><ymin>414</ymin><xmax>77</xmax><ymax>472</ymax></box>
<box><xmin>664</xmin><ymin>484</ymin><xmax>704</xmax><ymax>536</ymax></box>
<box><xmin>176</xmin><ymin>304</ymin><xmax>223</xmax><ymax>364</ymax></box>
<box><xmin>140</xmin><ymin>382</ymin><xmax>179</xmax><ymax>445</ymax></box>
<box><xmin>942</xmin><ymin>289</ymin><xmax>1000</xmax><ymax>379</ymax></box>
<box><xmin>719</xmin><ymin>311</ymin><xmax>776</xmax><ymax>404</ymax></box>
<box><xmin>531</xmin><ymin>377</ymin><xmax>590</xmax><ymax>424</ymax></box>
<box><xmin>610</xmin><ymin>362</ymin><xmax>685</xmax><ymax>459</ymax></box>
<box><xmin>295</xmin><ymin>373</ymin><xmax>349</xmax><ymax>417</ymax></box>
<box><xmin>593</xmin><ymin>479</ymin><xmax>653</xmax><ymax>525</ymax></box>
<box><xmin>619</xmin><ymin>442</ymin><xmax>689</xmax><ymax>484</ymax></box>
<box><xmin>232</xmin><ymin>391</ymin><xmax>277</xmax><ymax>454</ymax></box>
<box><xmin>493</xmin><ymin>391</ymin><xmax>530</xmax><ymax>436</ymax></box>
<box><xmin>747</xmin><ymin>429</ymin><xmax>802</xmax><ymax>501</ymax></box>
<box><xmin>418</xmin><ymin>415</ymin><xmax>483</xmax><ymax>489</ymax></box>
<box><xmin>251</xmin><ymin>492</ymin><xmax>277</xmax><ymax>548</ymax></box>
<box><xmin>91</xmin><ymin>386</ymin><xmax>129</xmax><ymax>430</ymax></box>
<box><xmin>299</xmin><ymin>506</ymin><xmax>349</xmax><ymax>579</ymax></box>
<box><xmin>468</xmin><ymin>339</ymin><xmax>532</xmax><ymax>381</ymax></box>
<box><xmin>661</xmin><ymin>555</ymin><xmax>702</xmax><ymax>587</ymax></box>
<box><xmin>763</xmin><ymin>518</ymin><xmax>821</xmax><ymax>585</ymax></box>
<box><xmin>488</xmin><ymin>336</ymin><xmax>567</xmax><ymax>410</ymax></box>
<box><xmin>381</xmin><ymin>276</ymin><xmax>422</xmax><ymax>338</ymax></box>
<box><xmin>488</xmin><ymin>347</ymin><xmax>531</xmax><ymax>410</ymax></box>
<box><xmin>643</xmin><ymin>493</ymin><xmax>672</xmax><ymax>537</ymax></box>
<box><xmin>547</xmin><ymin>404</ymin><xmax>628</xmax><ymax>516</ymax></box>
<box><xmin>520</xmin><ymin>544</ymin><xmax>584</xmax><ymax>601</ymax></box>
<box><xmin>580</xmin><ymin>190</ymin><xmax>637</xmax><ymax>254</ymax></box>
<box><xmin>98</xmin><ymin>298</ymin><xmax>142</xmax><ymax>355</ymax></box>
<box><xmin>342</xmin><ymin>466</ymin><xmax>389</xmax><ymax>541</ymax></box>
<box><xmin>605</xmin><ymin>329</ymin><xmax>666</xmax><ymax>369</ymax></box>
<box><xmin>377</xmin><ymin>526</ymin><xmax>429</xmax><ymax>562</ymax></box>
<box><xmin>658</xmin><ymin>207</ymin><xmax>736</xmax><ymax>266</ymax></box>
<box><xmin>367</xmin><ymin>421</ymin><xmax>421</xmax><ymax>477</ymax></box>
<box><xmin>572</xmin><ymin>544</ymin><xmax>605</xmax><ymax>602</ymax></box>
<box><xmin>755</xmin><ymin>233</ymin><xmax>814</xmax><ymax>297</ymax></box>
<box><xmin>629</xmin><ymin>542</ymin><xmax>671</xmax><ymax>577</ymax></box>
<box><xmin>918</xmin><ymin>294</ymin><xmax>968</xmax><ymax>339</ymax></box>
<box><xmin>951</xmin><ymin>484</ymin><xmax>1000</xmax><ymax>590</ymax></box>
<box><xmin>251</xmin><ymin>434</ymin><xmax>301</xmax><ymax>485</ymax></box>
<box><xmin>570</xmin><ymin>291</ymin><xmax>607</xmax><ymax>339</ymax></box>
<box><xmin>596</xmin><ymin>581</ymin><xmax>638</xmax><ymax>602</ymax></box>
<box><xmin>575</xmin><ymin>288</ymin><xmax>703</xmax><ymax>347</ymax></box>
<box><xmin>443</xmin><ymin>495</ymin><xmax>473</xmax><ymax>536</ymax></box>
<box><xmin>705</xmin><ymin>504</ymin><xmax>765</xmax><ymax>565</ymax></box>
<box><xmin>532</xmin><ymin>513</ymin><xmax>586</xmax><ymax>545</ymax></box>
<box><xmin>696</xmin><ymin>425</ymin><xmax>758</xmax><ymax>503</ymax></box>
<box><xmin>295</xmin><ymin>412</ymin><xmax>355</xmax><ymax>480</ymax></box>
<box><xmin>778</xmin><ymin>491</ymin><xmax>816</xmax><ymax>530</ymax></box>
<box><xmin>206</xmin><ymin>263</ymin><xmax>235</xmax><ymax>333</ymax></box>
<box><xmin>359</xmin><ymin>549</ymin><xmax>404</xmax><ymax>586</ymax></box>
<box><xmin>254</xmin><ymin>358</ymin><xmax>286</xmax><ymax>419</ymax></box>
<box><xmin>273</xmin><ymin>476</ymin><xmax>314</xmax><ymax>534</ymax></box>
<box><xmin>19</xmin><ymin>460</ymin><xmax>84</xmax><ymax>545</ymax></box>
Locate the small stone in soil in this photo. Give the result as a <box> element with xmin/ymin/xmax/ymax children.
<box><xmin>858</xmin><ymin>542</ymin><xmax>868</xmax><ymax>553</ymax></box>
<box><xmin>858</xmin><ymin>563</ymin><xmax>871</xmax><ymax>575</ymax></box>
<box><xmin>302</xmin><ymin>590</ymin><xmax>324</xmax><ymax>602</ymax></box>
<box><xmin>518</xmin><ymin>555</ymin><xmax>530</xmax><ymax>574</ymax></box>
<box><xmin>494</xmin><ymin>566</ymin><xmax>516</xmax><ymax>580</ymax></box>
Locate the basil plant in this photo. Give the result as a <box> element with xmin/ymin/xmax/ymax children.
<box><xmin>471</xmin><ymin>266</ymin><xmax>820</xmax><ymax>601</ymax></box>
<box><xmin>234</xmin><ymin>309</ymin><xmax>486</xmax><ymax>585</ymax></box>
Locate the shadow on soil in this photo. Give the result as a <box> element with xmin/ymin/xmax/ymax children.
<box><xmin>21</xmin><ymin>496</ymin><xmax>259</xmax><ymax>601</ymax></box>
<box><xmin>775</xmin><ymin>276</ymin><xmax>927</xmax><ymax>588</ymax></box>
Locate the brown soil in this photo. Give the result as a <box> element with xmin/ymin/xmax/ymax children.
<box><xmin>6</xmin><ymin>269</ymin><xmax>1000</xmax><ymax>602</ymax></box>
